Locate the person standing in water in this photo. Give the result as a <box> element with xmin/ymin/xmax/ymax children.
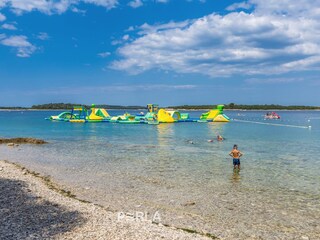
<box><xmin>229</xmin><ymin>144</ymin><xmax>243</xmax><ymax>170</ymax></box>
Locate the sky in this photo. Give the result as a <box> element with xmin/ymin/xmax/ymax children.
<box><xmin>0</xmin><ymin>0</ymin><xmax>320</xmax><ymax>107</ymax></box>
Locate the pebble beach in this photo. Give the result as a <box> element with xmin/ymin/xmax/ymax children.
<box><xmin>0</xmin><ymin>160</ymin><xmax>212</xmax><ymax>240</ymax></box>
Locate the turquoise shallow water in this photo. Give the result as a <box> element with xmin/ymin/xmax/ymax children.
<box><xmin>1</xmin><ymin>110</ymin><xmax>320</xmax><ymax>238</ymax></box>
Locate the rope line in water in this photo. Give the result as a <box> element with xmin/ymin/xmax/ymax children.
<box><xmin>233</xmin><ymin>119</ymin><xmax>311</xmax><ymax>129</ymax></box>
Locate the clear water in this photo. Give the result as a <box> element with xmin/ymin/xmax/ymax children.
<box><xmin>1</xmin><ymin>110</ymin><xmax>319</xmax><ymax>238</ymax></box>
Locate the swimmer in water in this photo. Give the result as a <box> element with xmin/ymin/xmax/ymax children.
<box><xmin>217</xmin><ymin>135</ymin><xmax>223</xmax><ymax>141</ymax></box>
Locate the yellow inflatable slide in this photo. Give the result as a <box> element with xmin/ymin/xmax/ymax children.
<box><xmin>157</xmin><ymin>109</ymin><xmax>181</xmax><ymax>123</ymax></box>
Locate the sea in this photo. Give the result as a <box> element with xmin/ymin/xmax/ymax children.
<box><xmin>0</xmin><ymin>110</ymin><xmax>319</xmax><ymax>239</ymax></box>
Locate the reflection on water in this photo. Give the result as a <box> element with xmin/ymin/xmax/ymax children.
<box><xmin>156</xmin><ymin>123</ymin><xmax>174</xmax><ymax>147</ymax></box>
<box><xmin>207</xmin><ymin>122</ymin><xmax>226</xmax><ymax>137</ymax></box>
<box><xmin>230</xmin><ymin>169</ymin><xmax>241</xmax><ymax>184</ymax></box>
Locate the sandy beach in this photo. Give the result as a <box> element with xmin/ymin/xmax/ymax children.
<box><xmin>0</xmin><ymin>160</ymin><xmax>213</xmax><ymax>240</ymax></box>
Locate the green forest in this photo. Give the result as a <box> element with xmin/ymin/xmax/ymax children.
<box><xmin>1</xmin><ymin>103</ymin><xmax>319</xmax><ymax>110</ymax></box>
<box><xmin>169</xmin><ymin>103</ymin><xmax>320</xmax><ymax>110</ymax></box>
<box><xmin>30</xmin><ymin>103</ymin><xmax>145</xmax><ymax>110</ymax></box>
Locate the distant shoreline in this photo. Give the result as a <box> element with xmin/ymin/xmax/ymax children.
<box><xmin>1</xmin><ymin>103</ymin><xmax>319</xmax><ymax>111</ymax></box>
<box><xmin>0</xmin><ymin>108</ymin><xmax>147</xmax><ymax>111</ymax></box>
<box><xmin>1</xmin><ymin>108</ymin><xmax>320</xmax><ymax>112</ymax></box>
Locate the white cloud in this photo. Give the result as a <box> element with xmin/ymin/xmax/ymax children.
<box><xmin>0</xmin><ymin>1</ymin><xmax>6</xmax><ymax>8</ymax></box>
<box><xmin>71</xmin><ymin>6</ymin><xmax>86</xmax><ymax>14</ymax></box>
<box><xmin>126</xmin><ymin>26</ymin><xmax>135</xmax><ymax>31</ymax></box>
<box><xmin>0</xmin><ymin>0</ymin><xmax>118</xmax><ymax>15</ymax></box>
<box><xmin>2</xmin><ymin>23</ymin><xmax>17</xmax><ymax>30</ymax></box>
<box><xmin>122</xmin><ymin>34</ymin><xmax>129</xmax><ymax>40</ymax></box>
<box><xmin>246</xmin><ymin>77</ymin><xmax>304</xmax><ymax>84</ymax></box>
<box><xmin>0</xmin><ymin>0</ymin><xmax>202</xmax><ymax>15</ymax></box>
<box><xmin>21</xmin><ymin>84</ymin><xmax>196</xmax><ymax>96</ymax></box>
<box><xmin>226</xmin><ymin>2</ymin><xmax>252</xmax><ymax>11</ymax></box>
<box><xmin>111</xmin><ymin>34</ymin><xmax>130</xmax><ymax>45</ymax></box>
<box><xmin>249</xmin><ymin>0</ymin><xmax>320</xmax><ymax>18</ymax></box>
<box><xmin>111</xmin><ymin>0</ymin><xmax>320</xmax><ymax>77</ymax></box>
<box><xmin>0</xmin><ymin>12</ymin><xmax>5</xmax><ymax>21</ymax></box>
<box><xmin>1</xmin><ymin>35</ymin><xmax>36</xmax><ymax>57</ymax></box>
<box><xmin>128</xmin><ymin>0</ymin><xmax>143</xmax><ymax>8</ymax></box>
<box><xmin>37</xmin><ymin>32</ymin><xmax>49</xmax><ymax>40</ymax></box>
<box><xmin>98</xmin><ymin>51</ymin><xmax>111</xmax><ymax>58</ymax></box>
<box><xmin>111</xmin><ymin>39</ymin><xmax>121</xmax><ymax>45</ymax></box>
<box><xmin>0</xmin><ymin>1</ymin><xmax>120</xmax><ymax>57</ymax></box>
<box><xmin>3</xmin><ymin>0</ymin><xmax>71</xmax><ymax>15</ymax></box>
<box><xmin>138</xmin><ymin>20</ymin><xmax>192</xmax><ymax>35</ymax></box>
<box><xmin>82</xmin><ymin>0</ymin><xmax>118</xmax><ymax>9</ymax></box>
<box><xmin>1</xmin><ymin>35</ymin><xmax>31</xmax><ymax>47</ymax></box>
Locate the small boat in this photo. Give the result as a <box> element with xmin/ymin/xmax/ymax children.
<box><xmin>264</xmin><ymin>112</ymin><xmax>280</xmax><ymax>119</ymax></box>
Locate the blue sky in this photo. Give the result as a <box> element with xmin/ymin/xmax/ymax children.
<box><xmin>0</xmin><ymin>0</ymin><xmax>320</xmax><ymax>107</ymax></box>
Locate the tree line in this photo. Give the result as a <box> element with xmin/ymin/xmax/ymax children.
<box><xmin>1</xmin><ymin>103</ymin><xmax>319</xmax><ymax>110</ymax></box>
<box><xmin>30</xmin><ymin>103</ymin><xmax>145</xmax><ymax>110</ymax></box>
<box><xmin>168</xmin><ymin>103</ymin><xmax>320</xmax><ymax>110</ymax></box>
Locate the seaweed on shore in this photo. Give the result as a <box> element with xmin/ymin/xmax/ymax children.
<box><xmin>0</xmin><ymin>137</ymin><xmax>48</xmax><ymax>144</ymax></box>
<box><xmin>153</xmin><ymin>222</ymin><xmax>218</xmax><ymax>239</ymax></box>
<box><xmin>2</xmin><ymin>160</ymin><xmax>90</xmax><ymax>202</ymax></box>
<box><xmin>178</xmin><ymin>228</ymin><xmax>218</xmax><ymax>239</ymax></box>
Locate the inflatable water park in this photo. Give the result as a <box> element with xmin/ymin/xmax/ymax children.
<box><xmin>46</xmin><ymin>104</ymin><xmax>230</xmax><ymax>124</ymax></box>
